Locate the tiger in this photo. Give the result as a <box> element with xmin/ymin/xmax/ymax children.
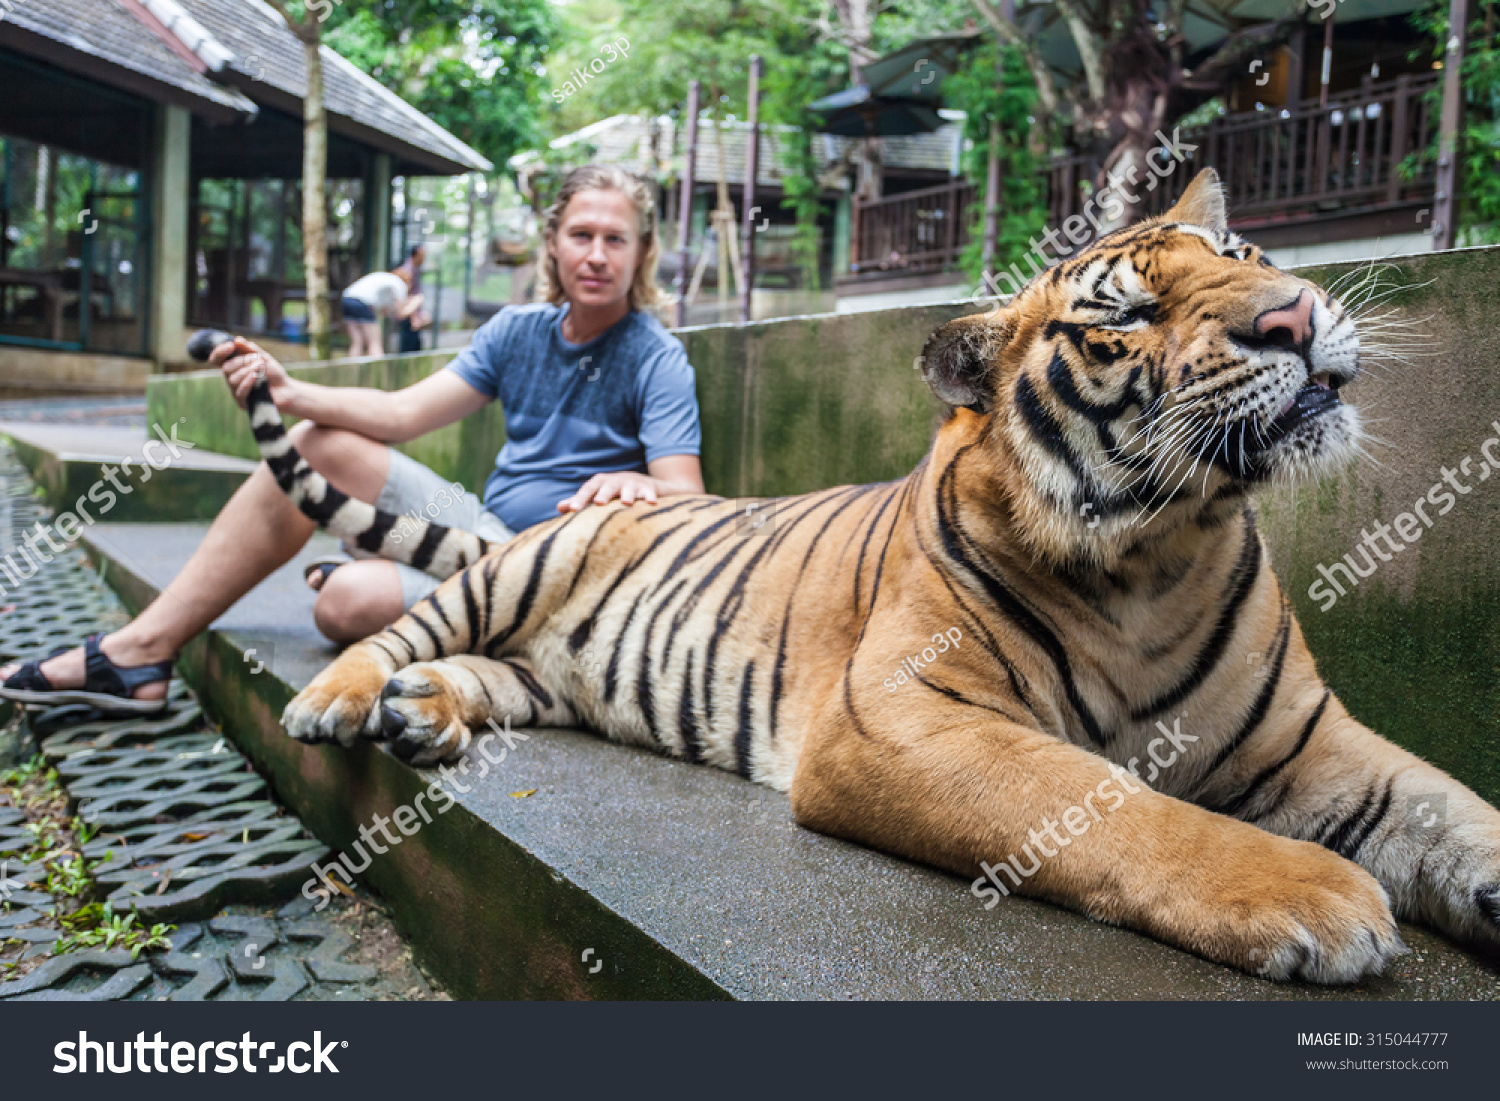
<box><xmin>238</xmin><ymin>168</ymin><xmax>1500</xmax><ymax>983</ymax></box>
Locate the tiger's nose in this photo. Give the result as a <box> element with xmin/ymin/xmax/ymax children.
<box><xmin>1254</xmin><ymin>289</ymin><xmax>1314</xmax><ymax>350</ymax></box>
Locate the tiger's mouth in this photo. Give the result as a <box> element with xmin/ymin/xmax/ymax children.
<box><xmin>1263</xmin><ymin>372</ymin><xmax>1342</xmax><ymax>444</ymax></box>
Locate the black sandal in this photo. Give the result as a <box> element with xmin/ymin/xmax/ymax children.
<box><xmin>0</xmin><ymin>634</ymin><xmax>173</xmax><ymax>715</ymax></box>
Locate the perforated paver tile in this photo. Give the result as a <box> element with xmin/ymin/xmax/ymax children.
<box><xmin>0</xmin><ymin>440</ymin><xmax>438</xmax><ymax>1000</ymax></box>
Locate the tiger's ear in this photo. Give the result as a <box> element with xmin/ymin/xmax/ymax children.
<box><xmin>1165</xmin><ymin>168</ymin><xmax>1227</xmax><ymax>235</ymax></box>
<box><xmin>919</xmin><ymin>311</ymin><xmax>1013</xmax><ymax>412</ymax></box>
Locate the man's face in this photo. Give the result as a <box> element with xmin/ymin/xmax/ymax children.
<box><xmin>547</xmin><ymin>188</ymin><xmax>641</xmax><ymax>311</ymax></box>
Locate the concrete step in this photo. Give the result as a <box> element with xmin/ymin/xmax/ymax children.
<box><xmin>2</xmin><ymin>422</ymin><xmax>256</xmax><ymax>523</ymax></box>
<box><xmin>80</xmin><ymin>521</ymin><xmax>1500</xmax><ymax>1000</ymax></box>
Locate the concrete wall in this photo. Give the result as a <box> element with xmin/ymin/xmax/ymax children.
<box><xmin>147</xmin><ymin>247</ymin><xmax>1500</xmax><ymax>802</ymax></box>
<box><xmin>0</xmin><ymin>347</ymin><xmax>152</xmax><ymax>399</ymax></box>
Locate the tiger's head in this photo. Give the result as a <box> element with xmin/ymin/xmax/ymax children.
<box><xmin>921</xmin><ymin>168</ymin><xmax>1362</xmax><ymax>566</ymax></box>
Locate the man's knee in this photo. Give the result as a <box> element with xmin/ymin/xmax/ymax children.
<box><xmin>313</xmin><ymin>562</ymin><xmax>404</xmax><ymax>643</ymax></box>
<box><xmin>288</xmin><ymin>422</ymin><xmax>390</xmax><ymax>502</ymax></box>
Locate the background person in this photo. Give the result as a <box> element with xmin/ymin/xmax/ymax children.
<box><xmin>394</xmin><ymin>245</ymin><xmax>432</xmax><ymax>353</ymax></box>
<box><xmin>0</xmin><ymin>165</ymin><xmax>703</xmax><ymax>714</ymax></box>
<box><xmin>341</xmin><ymin>264</ymin><xmax>425</xmax><ymax>357</ymax></box>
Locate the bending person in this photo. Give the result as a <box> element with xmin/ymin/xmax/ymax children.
<box><xmin>341</xmin><ymin>263</ymin><xmax>422</xmax><ymax>358</ymax></box>
<box><xmin>1</xmin><ymin>165</ymin><xmax>703</xmax><ymax>714</ymax></box>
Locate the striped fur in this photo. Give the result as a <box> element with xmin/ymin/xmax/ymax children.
<box><xmin>257</xmin><ymin>170</ymin><xmax>1500</xmax><ymax>983</ymax></box>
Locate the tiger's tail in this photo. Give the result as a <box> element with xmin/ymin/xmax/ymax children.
<box><xmin>245</xmin><ymin>377</ymin><xmax>494</xmax><ymax>579</ymax></box>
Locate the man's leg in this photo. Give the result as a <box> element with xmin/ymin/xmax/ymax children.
<box><xmin>312</xmin><ymin>560</ymin><xmax>405</xmax><ymax>643</ymax></box>
<box><xmin>345</xmin><ymin>320</ymin><xmax>365</xmax><ymax>357</ymax></box>
<box><xmin>2</xmin><ymin>423</ymin><xmax>398</xmax><ymax>698</ymax></box>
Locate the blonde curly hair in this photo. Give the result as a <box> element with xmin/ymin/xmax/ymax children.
<box><xmin>538</xmin><ymin>165</ymin><xmax>663</xmax><ymax>312</ymax></box>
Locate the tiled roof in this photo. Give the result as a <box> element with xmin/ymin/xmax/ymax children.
<box><xmin>0</xmin><ymin>0</ymin><xmax>489</xmax><ymax>174</ymax></box>
<box><xmin>0</xmin><ymin>0</ymin><xmax>258</xmax><ymax>119</ymax></box>
<box><xmin>174</xmin><ymin>0</ymin><xmax>491</xmax><ymax>172</ymax></box>
<box><xmin>516</xmin><ymin>114</ymin><xmax>964</xmax><ymax>189</ymax></box>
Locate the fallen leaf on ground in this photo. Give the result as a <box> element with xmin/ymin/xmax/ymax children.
<box><xmin>509</xmin><ymin>789</ymin><xmax>538</xmax><ymax>799</ymax></box>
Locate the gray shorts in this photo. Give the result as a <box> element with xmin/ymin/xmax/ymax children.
<box><xmin>347</xmin><ymin>448</ymin><xmax>514</xmax><ymax>609</ymax></box>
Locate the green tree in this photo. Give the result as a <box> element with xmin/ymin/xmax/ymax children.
<box><xmin>1410</xmin><ymin>0</ymin><xmax>1500</xmax><ymax>243</ymax></box>
<box><xmin>326</xmin><ymin>0</ymin><xmax>556</xmax><ymax>169</ymax></box>
<box><xmin>944</xmin><ymin>40</ymin><xmax>1049</xmax><ymax>282</ymax></box>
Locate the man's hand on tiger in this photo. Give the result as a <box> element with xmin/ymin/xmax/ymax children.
<box><xmin>558</xmin><ymin>471</ymin><xmax>661</xmax><ymax>513</ymax></box>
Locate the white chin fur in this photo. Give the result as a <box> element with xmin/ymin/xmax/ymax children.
<box><xmin>1260</xmin><ymin>404</ymin><xmax>1361</xmax><ymax>483</ymax></box>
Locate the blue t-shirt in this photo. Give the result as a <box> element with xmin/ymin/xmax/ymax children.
<box><xmin>446</xmin><ymin>302</ymin><xmax>702</xmax><ymax>531</ymax></box>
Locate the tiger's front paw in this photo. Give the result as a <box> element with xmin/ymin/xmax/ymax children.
<box><xmin>1202</xmin><ymin>838</ymin><xmax>1405</xmax><ymax>983</ymax></box>
<box><xmin>282</xmin><ymin>647</ymin><xmax>393</xmax><ymax>748</ymax></box>
<box><xmin>377</xmin><ymin>662</ymin><xmax>472</xmax><ymax>765</ymax></box>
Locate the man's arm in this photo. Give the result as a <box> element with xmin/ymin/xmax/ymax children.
<box><xmin>215</xmin><ymin>338</ymin><xmax>488</xmax><ymax>443</ymax></box>
<box><xmin>558</xmin><ymin>454</ymin><xmax>705</xmax><ymax>513</ymax></box>
<box><xmin>288</xmin><ymin>370</ymin><xmax>485</xmax><ymax>443</ymax></box>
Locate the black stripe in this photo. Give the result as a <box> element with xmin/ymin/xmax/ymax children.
<box><xmin>1318</xmin><ymin>786</ymin><xmax>1378</xmax><ymax>855</ymax></box>
<box><xmin>355</xmin><ymin>508</ymin><xmax>401</xmax><ymax>553</ymax></box>
<box><xmin>915</xmin><ymin>673</ymin><xmax>1027</xmax><ymax>726</ymax></box>
<box><xmin>385</xmin><ymin>627</ymin><xmax>419</xmax><ymax>662</ymax></box>
<box><xmin>839</xmin><ymin>477</ymin><xmax>917</xmax><ymax>740</ymax></box>
<box><xmin>461</xmin><ymin>567</ymin><xmax>483</xmax><ymax>651</ymax></box>
<box><xmin>1337</xmin><ymin>778</ymin><xmax>1394</xmax><ymax>860</ymax></box>
<box><xmin>1130</xmin><ymin>516</ymin><xmax>1261</xmax><ymax>722</ymax></box>
<box><xmin>370</xmin><ymin>636</ymin><xmax>404</xmax><ymax>664</ymax></box>
<box><xmin>409</xmin><ymin>522</ymin><xmax>449</xmax><ymax>573</ymax></box>
<box><xmin>605</xmin><ymin>587</ymin><xmax>648</xmax><ymax>704</ymax></box>
<box><xmin>1014</xmin><ymin>374</ymin><xmax>1088</xmax><ymax>481</ymax></box>
<box><xmin>912</xmin><ymin>521</ymin><xmax>1038</xmax><ymax>721</ymax></box>
<box><xmin>636</xmin><ymin>576</ymin><xmax>691</xmax><ymax>739</ymax></box>
<box><xmin>734</xmin><ymin>661</ymin><xmax>756</xmax><ymax>777</ymax></box>
<box><xmin>853</xmin><ymin>477</ymin><xmax>910</xmax><ymax>614</ymax></box>
<box><xmin>1199</xmin><ymin>600</ymin><xmax>1292</xmax><ymax>780</ymax></box>
<box><xmin>298</xmin><ymin>480</ymin><xmax>348</xmax><ymax>524</ymax></box>
<box><xmin>568</xmin><ymin>519</ymin><xmax>696</xmax><ymax>653</ymax></box>
<box><xmin>406</xmin><ymin>609</ymin><xmax>445</xmax><ymax>654</ymax></box>
<box><xmin>694</xmin><ymin>487</ymin><xmax>873</xmax><ymax>731</ymax></box>
<box><xmin>677</xmin><ymin>648</ymin><xmax>702</xmax><ymax>764</ymax></box>
<box><xmin>1216</xmin><ymin>689</ymin><xmax>1330</xmax><ymax>819</ymax></box>
<box><xmin>504</xmin><ymin>660</ymin><xmax>554</xmax><ymax>712</ymax></box>
<box><xmin>483</xmin><ymin>525</ymin><xmax>564</xmax><ymax>657</ymax></box>
<box><xmin>418</xmin><ymin>591</ymin><xmax>454</xmax><ymax>635</ymax></box>
<box><xmin>934</xmin><ymin>447</ymin><xmax>1106</xmax><ymax>745</ymax></box>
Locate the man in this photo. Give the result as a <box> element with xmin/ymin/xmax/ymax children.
<box><xmin>1</xmin><ymin>165</ymin><xmax>704</xmax><ymax>713</ymax></box>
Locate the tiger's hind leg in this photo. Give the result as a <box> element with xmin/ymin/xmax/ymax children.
<box><xmin>377</xmin><ymin>655</ymin><xmax>577</xmax><ymax>766</ymax></box>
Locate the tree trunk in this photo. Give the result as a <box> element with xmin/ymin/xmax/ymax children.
<box><xmin>300</xmin><ymin>30</ymin><xmax>331</xmax><ymax>359</ymax></box>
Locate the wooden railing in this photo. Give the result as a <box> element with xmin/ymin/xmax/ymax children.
<box><xmin>848</xmin><ymin>72</ymin><xmax>1441</xmax><ymax>278</ymax></box>
<box><xmin>849</xmin><ymin>179</ymin><xmax>975</xmax><ymax>276</ymax></box>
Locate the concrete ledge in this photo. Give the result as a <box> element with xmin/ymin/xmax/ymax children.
<box><xmin>78</xmin><ymin>520</ymin><xmax>1500</xmax><ymax>1000</ymax></box>
<box><xmin>2</xmin><ymin>423</ymin><xmax>256</xmax><ymax>523</ymax></box>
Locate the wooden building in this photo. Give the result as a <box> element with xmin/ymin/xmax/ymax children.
<box><xmin>0</xmin><ymin>0</ymin><xmax>488</xmax><ymax>397</ymax></box>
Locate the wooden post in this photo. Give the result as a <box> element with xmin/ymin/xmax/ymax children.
<box><xmin>674</xmin><ymin>80</ymin><xmax>700</xmax><ymax>328</ymax></box>
<box><xmin>740</xmin><ymin>55</ymin><xmax>762</xmax><ymax>325</ymax></box>
<box><xmin>1319</xmin><ymin>12</ymin><xmax>1335</xmax><ymax>108</ymax></box>
<box><xmin>1388</xmin><ymin>73</ymin><xmax>1412</xmax><ymax>203</ymax></box>
<box><xmin>1287</xmin><ymin>22</ymin><xmax>1306</xmax><ymax>108</ymax></box>
<box><xmin>1433</xmin><ymin>0</ymin><xmax>1469</xmax><ymax>250</ymax></box>
<box><xmin>981</xmin><ymin>118</ymin><xmax>1000</xmax><ymax>281</ymax></box>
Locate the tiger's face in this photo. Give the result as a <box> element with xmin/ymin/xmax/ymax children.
<box><xmin>922</xmin><ymin>169</ymin><xmax>1362</xmax><ymax>558</ymax></box>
